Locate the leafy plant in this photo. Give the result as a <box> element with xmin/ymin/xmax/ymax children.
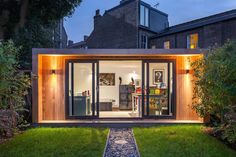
<box><xmin>192</xmin><ymin>41</ymin><xmax>236</xmax><ymax>144</ymax></box>
<box><xmin>1</xmin><ymin>0</ymin><xmax>82</xmax><ymax>69</ymax></box>
<box><xmin>192</xmin><ymin>41</ymin><xmax>236</xmax><ymax>125</ymax></box>
<box><xmin>0</xmin><ymin>41</ymin><xmax>31</xmax><ymax>137</ymax></box>
<box><xmin>221</xmin><ymin>124</ymin><xmax>236</xmax><ymax>144</ymax></box>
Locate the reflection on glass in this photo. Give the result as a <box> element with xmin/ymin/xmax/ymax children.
<box><xmin>69</xmin><ymin>63</ymin><xmax>72</xmax><ymax>115</ymax></box>
<box><xmin>69</xmin><ymin>63</ymin><xmax>92</xmax><ymax>116</ymax></box>
<box><xmin>94</xmin><ymin>63</ymin><xmax>98</xmax><ymax>116</ymax></box>
<box><xmin>144</xmin><ymin>63</ymin><xmax>147</xmax><ymax>116</ymax></box>
<box><xmin>148</xmin><ymin>62</ymin><xmax>173</xmax><ymax>116</ymax></box>
<box><xmin>169</xmin><ymin>63</ymin><xmax>173</xmax><ymax>115</ymax></box>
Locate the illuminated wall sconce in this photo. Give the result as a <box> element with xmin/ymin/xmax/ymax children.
<box><xmin>186</xmin><ymin>69</ymin><xmax>190</xmax><ymax>74</ymax></box>
<box><xmin>51</xmin><ymin>69</ymin><xmax>56</xmax><ymax>75</ymax></box>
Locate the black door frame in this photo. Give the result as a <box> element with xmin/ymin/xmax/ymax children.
<box><xmin>65</xmin><ymin>59</ymin><xmax>176</xmax><ymax>120</ymax></box>
<box><xmin>65</xmin><ymin>59</ymin><xmax>99</xmax><ymax>119</ymax></box>
<box><xmin>142</xmin><ymin>59</ymin><xmax>176</xmax><ymax>119</ymax></box>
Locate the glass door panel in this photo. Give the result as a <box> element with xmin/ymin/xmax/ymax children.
<box><xmin>144</xmin><ymin>60</ymin><xmax>175</xmax><ymax>117</ymax></box>
<box><xmin>149</xmin><ymin>63</ymin><xmax>168</xmax><ymax>116</ymax></box>
<box><xmin>142</xmin><ymin>62</ymin><xmax>147</xmax><ymax>117</ymax></box>
<box><xmin>67</xmin><ymin>61</ymin><xmax>99</xmax><ymax>118</ymax></box>
<box><xmin>72</xmin><ymin>63</ymin><xmax>92</xmax><ymax>116</ymax></box>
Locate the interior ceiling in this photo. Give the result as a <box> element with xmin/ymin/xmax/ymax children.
<box><xmin>99</xmin><ymin>61</ymin><xmax>167</xmax><ymax>68</ymax></box>
<box><xmin>99</xmin><ymin>61</ymin><xmax>142</xmax><ymax>68</ymax></box>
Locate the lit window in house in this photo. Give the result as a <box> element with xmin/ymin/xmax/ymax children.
<box><xmin>164</xmin><ymin>41</ymin><xmax>170</xmax><ymax>49</ymax></box>
<box><xmin>187</xmin><ymin>33</ymin><xmax>198</xmax><ymax>49</ymax></box>
<box><xmin>141</xmin><ymin>35</ymin><xmax>148</xmax><ymax>49</ymax></box>
<box><xmin>140</xmin><ymin>5</ymin><xmax>149</xmax><ymax>27</ymax></box>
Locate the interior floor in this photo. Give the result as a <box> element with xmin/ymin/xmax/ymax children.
<box><xmin>99</xmin><ymin>111</ymin><xmax>139</xmax><ymax>118</ymax></box>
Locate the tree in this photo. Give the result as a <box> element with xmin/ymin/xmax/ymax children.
<box><xmin>192</xmin><ymin>41</ymin><xmax>236</xmax><ymax>143</ymax></box>
<box><xmin>192</xmin><ymin>41</ymin><xmax>236</xmax><ymax>125</ymax></box>
<box><xmin>0</xmin><ymin>0</ymin><xmax>82</xmax><ymax>39</ymax></box>
<box><xmin>0</xmin><ymin>0</ymin><xmax>82</xmax><ymax>69</ymax></box>
<box><xmin>0</xmin><ymin>41</ymin><xmax>31</xmax><ymax>137</ymax></box>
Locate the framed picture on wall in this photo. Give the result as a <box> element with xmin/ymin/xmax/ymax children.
<box><xmin>99</xmin><ymin>73</ymin><xmax>115</xmax><ymax>86</ymax></box>
<box><xmin>153</xmin><ymin>69</ymin><xmax>165</xmax><ymax>85</ymax></box>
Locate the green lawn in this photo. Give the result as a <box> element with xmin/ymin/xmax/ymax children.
<box><xmin>134</xmin><ymin>125</ymin><xmax>236</xmax><ymax>157</ymax></box>
<box><xmin>0</xmin><ymin>127</ymin><xmax>108</xmax><ymax>157</ymax></box>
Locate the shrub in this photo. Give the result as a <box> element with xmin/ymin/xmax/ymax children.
<box><xmin>192</xmin><ymin>41</ymin><xmax>236</xmax><ymax>126</ymax></box>
<box><xmin>192</xmin><ymin>41</ymin><xmax>236</xmax><ymax>144</ymax></box>
<box><xmin>0</xmin><ymin>41</ymin><xmax>31</xmax><ymax>138</ymax></box>
<box><xmin>221</xmin><ymin>124</ymin><xmax>236</xmax><ymax>144</ymax></box>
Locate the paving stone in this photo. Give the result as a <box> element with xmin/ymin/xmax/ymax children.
<box><xmin>103</xmin><ymin>128</ymin><xmax>140</xmax><ymax>157</ymax></box>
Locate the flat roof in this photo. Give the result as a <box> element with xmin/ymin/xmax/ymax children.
<box><xmin>32</xmin><ymin>48</ymin><xmax>206</xmax><ymax>56</ymax></box>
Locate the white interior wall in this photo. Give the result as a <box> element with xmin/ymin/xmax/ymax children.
<box><xmin>71</xmin><ymin>61</ymin><xmax>171</xmax><ymax>108</ymax></box>
<box><xmin>73</xmin><ymin>63</ymin><xmax>93</xmax><ymax>97</ymax></box>
<box><xmin>99</xmin><ymin>61</ymin><xmax>142</xmax><ymax>107</ymax></box>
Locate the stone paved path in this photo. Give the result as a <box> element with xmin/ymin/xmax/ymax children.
<box><xmin>103</xmin><ymin>128</ymin><xmax>140</xmax><ymax>157</ymax></box>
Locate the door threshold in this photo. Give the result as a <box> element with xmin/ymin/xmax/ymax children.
<box><xmin>33</xmin><ymin>120</ymin><xmax>203</xmax><ymax>128</ymax></box>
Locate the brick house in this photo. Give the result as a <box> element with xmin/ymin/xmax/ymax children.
<box><xmin>150</xmin><ymin>9</ymin><xmax>236</xmax><ymax>49</ymax></box>
<box><xmin>70</xmin><ymin>1</ymin><xmax>236</xmax><ymax>50</ymax></box>
<box><xmin>69</xmin><ymin>0</ymin><xmax>169</xmax><ymax>49</ymax></box>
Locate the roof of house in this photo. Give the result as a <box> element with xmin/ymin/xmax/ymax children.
<box><xmin>105</xmin><ymin>0</ymin><xmax>136</xmax><ymax>13</ymax></box>
<box><xmin>140</xmin><ymin>1</ymin><xmax>168</xmax><ymax>17</ymax></box>
<box><xmin>105</xmin><ymin>0</ymin><xmax>168</xmax><ymax>17</ymax></box>
<box><xmin>151</xmin><ymin>9</ymin><xmax>236</xmax><ymax>38</ymax></box>
<box><xmin>67</xmin><ymin>41</ymin><xmax>86</xmax><ymax>48</ymax></box>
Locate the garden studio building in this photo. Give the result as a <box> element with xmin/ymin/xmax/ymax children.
<box><xmin>32</xmin><ymin>48</ymin><xmax>205</xmax><ymax>124</ymax></box>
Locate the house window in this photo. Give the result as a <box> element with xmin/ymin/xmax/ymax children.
<box><xmin>164</xmin><ymin>41</ymin><xmax>170</xmax><ymax>49</ymax></box>
<box><xmin>187</xmin><ymin>33</ymin><xmax>198</xmax><ymax>49</ymax></box>
<box><xmin>140</xmin><ymin>5</ymin><xmax>149</xmax><ymax>27</ymax></box>
<box><xmin>141</xmin><ymin>35</ymin><xmax>148</xmax><ymax>49</ymax></box>
<box><xmin>151</xmin><ymin>45</ymin><xmax>156</xmax><ymax>49</ymax></box>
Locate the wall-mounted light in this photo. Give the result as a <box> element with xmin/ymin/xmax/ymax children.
<box><xmin>186</xmin><ymin>69</ymin><xmax>190</xmax><ymax>74</ymax></box>
<box><xmin>185</xmin><ymin>56</ymin><xmax>191</xmax><ymax>74</ymax></box>
<box><xmin>51</xmin><ymin>69</ymin><xmax>56</xmax><ymax>75</ymax></box>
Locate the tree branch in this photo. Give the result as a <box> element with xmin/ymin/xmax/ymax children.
<box><xmin>14</xmin><ymin>0</ymin><xmax>29</xmax><ymax>34</ymax></box>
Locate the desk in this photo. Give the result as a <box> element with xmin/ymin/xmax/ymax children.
<box><xmin>131</xmin><ymin>93</ymin><xmax>142</xmax><ymax>117</ymax></box>
<box><xmin>73</xmin><ymin>96</ymin><xmax>91</xmax><ymax>116</ymax></box>
<box><xmin>132</xmin><ymin>93</ymin><xmax>168</xmax><ymax>116</ymax></box>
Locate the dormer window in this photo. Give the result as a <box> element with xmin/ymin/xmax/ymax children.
<box><xmin>140</xmin><ymin>5</ymin><xmax>149</xmax><ymax>27</ymax></box>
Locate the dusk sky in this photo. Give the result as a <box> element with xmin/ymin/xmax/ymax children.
<box><xmin>64</xmin><ymin>0</ymin><xmax>236</xmax><ymax>42</ymax></box>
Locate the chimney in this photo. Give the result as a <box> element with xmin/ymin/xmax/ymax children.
<box><xmin>120</xmin><ymin>0</ymin><xmax>130</xmax><ymax>4</ymax></box>
<box><xmin>94</xmin><ymin>9</ymin><xmax>101</xmax><ymax>29</ymax></box>
<box><xmin>68</xmin><ymin>40</ymin><xmax>73</xmax><ymax>46</ymax></box>
<box><xmin>84</xmin><ymin>35</ymin><xmax>89</xmax><ymax>41</ymax></box>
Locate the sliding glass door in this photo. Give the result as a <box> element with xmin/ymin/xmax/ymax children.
<box><xmin>66</xmin><ymin>60</ymin><xmax>99</xmax><ymax>119</ymax></box>
<box><xmin>142</xmin><ymin>60</ymin><xmax>175</xmax><ymax>118</ymax></box>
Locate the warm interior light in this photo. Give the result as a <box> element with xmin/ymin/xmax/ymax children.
<box><xmin>189</xmin><ymin>33</ymin><xmax>198</xmax><ymax>49</ymax></box>
<box><xmin>184</xmin><ymin>56</ymin><xmax>191</xmax><ymax>74</ymax></box>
